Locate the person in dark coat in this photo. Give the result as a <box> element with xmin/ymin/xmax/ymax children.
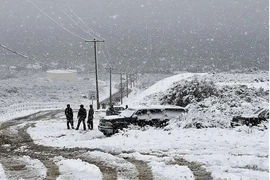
<box><xmin>87</xmin><ymin>105</ymin><xmax>94</xmax><ymax>130</ymax></box>
<box><xmin>106</xmin><ymin>104</ymin><xmax>115</xmax><ymax>116</ymax></box>
<box><xmin>65</xmin><ymin>104</ymin><xmax>74</xmax><ymax>129</ymax></box>
<box><xmin>75</xmin><ymin>104</ymin><xmax>87</xmax><ymax>130</ymax></box>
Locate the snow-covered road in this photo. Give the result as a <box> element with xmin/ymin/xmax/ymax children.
<box><xmin>0</xmin><ymin>109</ymin><xmax>268</xmax><ymax>180</ymax></box>
<box><xmin>0</xmin><ymin>110</ymin><xmax>211</xmax><ymax>180</ymax></box>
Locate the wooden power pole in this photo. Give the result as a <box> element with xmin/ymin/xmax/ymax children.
<box><xmin>111</xmin><ymin>71</ymin><xmax>124</xmax><ymax>104</ymax></box>
<box><xmin>120</xmin><ymin>73</ymin><xmax>123</xmax><ymax>104</ymax></box>
<box><xmin>109</xmin><ymin>67</ymin><xmax>112</xmax><ymax>106</ymax></box>
<box><xmin>85</xmin><ymin>39</ymin><xmax>104</xmax><ymax>109</ymax></box>
<box><xmin>126</xmin><ymin>73</ymin><xmax>129</xmax><ymax>97</ymax></box>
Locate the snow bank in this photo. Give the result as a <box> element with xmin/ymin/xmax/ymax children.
<box><xmin>119</xmin><ymin>152</ymin><xmax>194</xmax><ymax>180</ymax></box>
<box><xmin>83</xmin><ymin>151</ymin><xmax>139</xmax><ymax>179</ymax></box>
<box><xmin>18</xmin><ymin>156</ymin><xmax>47</xmax><ymax>179</ymax></box>
<box><xmin>185</xmin><ymin>154</ymin><xmax>269</xmax><ymax>180</ymax></box>
<box><xmin>150</xmin><ymin>162</ymin><xmax>194</xmax><ymax>180</ymax></box>
<box><xmin>125</xmin><ymin>73</ymin><xmax>203</xmax><ymax>106</ymax></box>
<box><xmin>54</xmin><ymin>156</ymin><xmax>102</xmax><ymax>180</ymax></box>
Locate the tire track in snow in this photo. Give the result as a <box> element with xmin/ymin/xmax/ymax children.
<box><xmin>42</xmin><ymin>160</ymin><xmax>60</xmax><ymax>180</ymax></box>
<box><xmin>80</xmin><ymin>151</ymin><xmax>139</xmax><ymax>180</ymax></box>
<box><xmin>17</xmin><ymin>122</ymin><xmax>116</xmax><ymax>180</ymax></box>
<box><xmin>78</xmin><ymin>155</ymin><xmax>117</xmax><ymax>180</ymax></box>
<box><xmin>171</xmin><ymin>158</ymin><xmax>212</xmax><ymax>180</ymax></box>
<box><xmin>0</xmin><ymin>111</ymin><xmax>136</xmax><ymax>180</ymax></box>
<box><xmin>124</xmin><ymin>157</ymin><xmax>153</xmax><ymax>180</ymax></box>
<box><xmin>0</xmin><ymin>156</ymin><xmax>46</xmax><ymax>180</ymax></box>
<box><xmin>124</xmin><ymin>152</ymin><xmax>212</xmax><ymax>180</ymax></box>
<box><xmin>0</xmin><ymin>110</ymin><xmax>213</xmax><ymax>180</ymax></box>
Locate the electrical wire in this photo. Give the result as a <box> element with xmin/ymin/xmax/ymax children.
<box><xmin>51</xmin><ymin>0</ymin><xmax>97</xmax><ymax>39</ymax></box>
<box><xmin>45</xmin><ymin>0</ymin><xmax>116</xmax><ymax>71</ymax></box>
<box><xmin>0</xmin><ymin>43</ymin><xmax>53</xmax><ymax>67</ymax></box>
<box><xmin>99</xmin><ymin>43</ymin><xmax>110</xmax><ymax>66</ymax></box>
<box><xmin>27</xmin><ymin>0</ymin><xmax>87</xmax><ymax>41</ymax></box>
<box><xmin>104</xmin><ymin>43</ymin><xmax>113</xmax><ymax>65</ymax></box>
<box><xmin>55</xmin><ymin>0</ymin><xmax>114</xmax><ymax>68</ymax></box>
<box><xmin>62</xmin><ymin>0</ymin><xmax>105</xmax><ymax>41</ymax></box>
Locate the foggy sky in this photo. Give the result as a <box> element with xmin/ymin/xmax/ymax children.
<box><xmin>0</xmin><ymin>0</ymin><xmax>268</xmax><ymax>71</ymax></box>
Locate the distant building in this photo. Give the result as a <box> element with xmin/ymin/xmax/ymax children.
<box><xmin>46</xmin><ymin>69</ymin><xmax>77</xmax><ymax>81</ymax></box>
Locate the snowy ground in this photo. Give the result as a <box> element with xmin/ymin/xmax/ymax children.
<box><xmin>26</xmin><ymin>111</ymin><xmax>268</xmax><ymax>179</ymax></box>
<box><xmin>0</xmin><ymin>71</ymin><xmax>269</xmax><ymax>179</ymax></box>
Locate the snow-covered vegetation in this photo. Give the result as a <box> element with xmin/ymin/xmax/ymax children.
<box><xmin>126</xmin><ymin>72</ymin><xmax>269</xmax><ymax>129</ymax></box>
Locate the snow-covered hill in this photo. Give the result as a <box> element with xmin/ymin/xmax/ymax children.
<box><xmin>125</xmin><ymin>72</ymin><xmax>268</xmax><ymax>106</ymax></box>
<box><xmin>124</xmin><ymin>71</ymin><xmax>269</xmax><ymax>128</ymax></box>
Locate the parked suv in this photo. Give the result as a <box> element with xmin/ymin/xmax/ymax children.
<box><xmin>98</xmin><ymin>106</ymin><xmax>186</xmax><ymax>136</ymax></box>
<box><xmin>231</xmin><ymin>108</ymin><xmax>269</xmax><ymax>127</ymax></box>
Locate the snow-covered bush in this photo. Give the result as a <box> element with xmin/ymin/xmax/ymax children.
<box><xmin>161</xmin><ymin>78</ymin><xmax>269</xmax><ymax>129</ymax></box>
<box><xmin>160</xmin><ymin>78</ymin><xmax>218</xmax><ymax>107</ymax></box>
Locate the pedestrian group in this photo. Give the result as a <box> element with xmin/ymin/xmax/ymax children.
<box><xmin>64</xmin><ymin>104</ymin><xmax>94</xmax><ymax>130</ymax></box>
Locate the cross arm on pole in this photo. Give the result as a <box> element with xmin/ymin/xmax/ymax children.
<box><xmin>85</xmin><ymin>39</ymin><xmax>105</xmax><ymax>43</ymax></box>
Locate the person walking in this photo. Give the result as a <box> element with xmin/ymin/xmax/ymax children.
<box><xmin>75</xmin><ymin>104</ymin><xmax>87</xmax><ymax>130</ymax></box>
<box><xmin>87</xmin><ymin>105</ymin><xmax>94</xmax><ymax>130</ymax></box>
<box><xmin>65</xmin><ymin>104</ymin><xmax>74</xmax><ymax>129</ymax></box>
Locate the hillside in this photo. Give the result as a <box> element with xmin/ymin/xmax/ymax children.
<box><xmin>125</xmin><ymin>71</ymin><xmax>269</xmax><ymax>128</ymax></box>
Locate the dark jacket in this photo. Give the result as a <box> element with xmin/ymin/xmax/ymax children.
<box><xmin>88</xmin><ymin>108</ymin><xmax>94</xmax><ymax>120</ymax></box>
<box><xmin>106</xmin><ymin>107</ymin><xmax>115</xmax><ymax>116</ymax></box>
<box><xmin>65</xmin><ymin>107</ymin><xmax>73</xmax><ymax>120</ymax></box>
<box><xmin>77</xmin><ymin>107</ymin><xmax>87</xmax><ymax>120</ymax></box>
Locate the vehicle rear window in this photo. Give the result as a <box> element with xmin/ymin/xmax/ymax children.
<box><xmin>114</xmin><ymin>107</ymin><xmax>125</xmax><ymax>111</ymax></box>
<box><xmin>135</xmin><ymin>109</ymin><xmax>148</xmax><ymax>115</ymax></box>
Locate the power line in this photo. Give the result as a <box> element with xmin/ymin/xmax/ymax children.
<box><xmin>53</xmin><ymin>0</ymin><xmax>112</xmax><ymax>67</ymax></box>
<box><xmin>62</xmin><ymin>0</ymin><xmax>105</xmax><ymax>40</ymax></box>
<box><xmin>104</xmin><ymin>43</ymin><xmax>112</xmax><ymax>63</ymax></box>
<box><xmin>100</xmin><ymin>43</ymin><xmax>113</xmax><ymax>67</ymax></box>
<box><xmin>51</xmin><ymin>0</ymin><xmax>97</xmax><ymax>39</ymax></box>
<box><xmin>27</xmin><ymin>0</ymin><xmax>87</xmax><ymax>41</ymax></box>
<box><xmin>0</xmin><ymin>43</ymin><xmax>52</xmax><ymax>67</ymax></box>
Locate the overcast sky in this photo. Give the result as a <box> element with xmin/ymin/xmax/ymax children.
<box><xmin>0</xmin><ymin>0</ymin><xmax>268</xmax><ymax>70</ymax></box>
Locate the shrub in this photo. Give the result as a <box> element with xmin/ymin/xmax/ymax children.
<box><xmin>161</xmin><ymin>77</ymin><xmax>268</xmax><ymax>129</ymax></box>
<box><xmin>160</xmin><ymin>78</ymin><xmax>218</xmax><ymax>107</ymax></box>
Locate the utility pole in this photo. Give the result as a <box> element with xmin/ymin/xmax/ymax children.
<box><xmin>130</xmin><ymin>74</ymin><xmax>133</xmax><ymax>88</ymax></box>
<box><xmin>132</xmin><ymin>74</ymin><xmax>135</xmax><ymax>87</ymax></box>
<box><xmin>85</xmin><ymin>39</ymin><xmax>105</xmax><ymax>110</ymax></box>
<box><xmin>109</xmin><ymin>67</ymin><xmax>112</xmax><ymax>106</ymax></box>
<box><xmin>126</xmin><ymin>73</ymin><xmax>129</xmax><ymax>97</ymax></box>
<box><xmin>112</xmin><ymin>71</ymin><xmax>124</xmax><ymax>104</ymax></box>
<box><xmin>120</xmin><ymin>73</ymin><xmax>123</xmax><ymax>104</ymax></box>
<box><xmin>135</xmin><ymin>70</ymin><xmax>138</xmax><ymax>83</ymax></box>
